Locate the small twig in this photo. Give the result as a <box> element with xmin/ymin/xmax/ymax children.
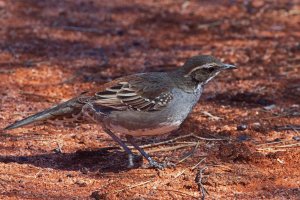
<box><xmin>114</xmin><ymin>179</ymin><xmax>153</xmax><ymax>193</ymax></box>
<box><xmin>197</xmin><ymin>21</ymin><xmax>222</xmax><ymax>30</ymax></box>
<box><xmin>275</xmin><ymin>125</ymin><xmax>300</xmax><ymax>132</ymax></box>
<box><xmin>191</xmin><ymin>133</ymin><xmax>228</xmax><ymax>141</ymax></box>
<box><xmin>201</xmin><ymin>111</ymin><xmax>222</xmax><ymax>120</ymax></box>
<box><xmin>157</xmin><ymin>169</ymin><xmax>190</xmax><ymax>189</ymax></box>
<box><xmin>54</xmin><ymin>142</ymin><xmax>63</xmax><ymax>153</ymax></box>
<box><xmin>256</xmin><ymin>140</ymin><xmax>283</xmax><ymax>146</ymax></box>
<box><xmin>147</xmin><ymin>143</ymin><xmax>196</xmax><ymax>153</ymax></box>
<box><xmin>34</xmin><ymin>169</ymin><xmax>43</xmax><ymax>178</ymax></box>
<box><xmin>191</xmin><ymin>158</ymin><xmax>206</xmax><ymax>171</ymax></box>
<box><xmin>173</xmin><ymin>141</ymin><xmax>199</xmax><ymax>145</ymax></box>
<box><xmin>257</xmin><ymin>142</ymin><xmax>300</xmax><ymax>151</ymax></box>
<box><xmin>137</xmin><ymin>133</ymin><xmax>195</xmax><ymax>149</ymax></box>
<box><xmin>133</xmin><ymin>133</ymin><xmax>227</xmax><ymax>150</ymax></box>
<box><xmin>12</xmin><ymin>111</ymin><xmax>36</xmax><ymax>115</ymax></box>
<box><xmin>177</xmin><ymin>141</ymin><xmax>200</xmax><ymax>164</ymax></box>
<box><xmin>195</xmin><ymin>166</ymin><xmax>209</xmax><ymax>200</ymax></box>
<box><xmin>257</xmin><ymin>148</ymin><xmax>287</xmax><ymax>153</ymax></box>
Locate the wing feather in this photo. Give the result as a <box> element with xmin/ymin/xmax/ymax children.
<box><xmin>93</xmin><ymin>80</ymin><xmax>173</xmax><ymax>112</ymax></box>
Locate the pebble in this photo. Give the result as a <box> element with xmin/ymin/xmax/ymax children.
<box><xmin>252</xmin><ymin>122</ymin><xmax>263</xmax><ymax>132</ymax></box>
<box><xmin>75</xmin><ymin>180</ymin><xmax>87</xmax><ymax>187</ymax></box>
<box><xmin>237</xmin><ymin>124</ymin><xmax>248</xmax><ymax>131</ymax></box>
<box><xmin>53</xmin><ymin>147</ymin><xmax>62</xmax><ymax>154</ymax></box>
<box><xmin>252</xmin><ymin>122</ymin><xmax>261</xmax><ymax>127</ymax></box>
<box><xmin>80</xmin><ymin>167</ymin><xmax>89</xmax><ymax>174</ymax></box>
<box><xmin>263</xmin><ymin>104</ymin><xmax>276</xmax><ymax>110</ymax></box>
<box><xmin>292</xmin><ymin>136</ymin><xmax>300</xmax><ymax>141</ymax></box>
<box><xmin>90</xmin><ymin>191</ymin><xmax>106</xmax><ymax>200</ymax></box>
<box><xmin>274</xmin><ymin>138</ymin><xmax>281</xmax><ymax>142</ymax></box>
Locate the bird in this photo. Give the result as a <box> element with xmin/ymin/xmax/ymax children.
<box><xmin>4</xmin><ymin>55</ymin><xmax>236</xmax><ymax>169</ymax></box>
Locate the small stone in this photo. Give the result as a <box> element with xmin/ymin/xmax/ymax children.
<box><xmin>37</xmin><ymin>173</ymin><xmax>43</xmax><ymax>178</ymax></box>
<box><xmin>90</xmin><ymin>191</ymin><xmax>106</xmax><ymax>200</ymax></box>
<box><xmin>274</xmin><ymin>138</ymin><xmax>281</xmax><ymax>142</ymax></box>
<box><xmin>263</xmin><ymin>104</ymin><xmax>276</xmax><ymax>110</ymax></box>
<box><xmin>292</xmin><ymin>136</ymin><xmax>300</xmax><ymax>141</ymax></box>
<box><xmin>53</xmin><ymin>147</ymin><xmax>62</xmax><ymax>154</ymax></box>
<box><xmin>253</xmin><ymin>122</ymin><xmax>261</xmax><ymax>126</ymax></box>
<box><xmin>237</xmin><ymin>124</ymin><xmax>247</xmax><ymax>131</ymax></box>
<box><xmin>66</xmin><ymin>174</ymin><xmax>74</xmax><ymax>178</ymax></box>
<box><xmin>252</xmin><ymin>122</ymin><xmax>261</xmax><ymax>131</ymax></box>
<box><xmin>80</xmin><ymin>167</ymin><xmax>89</xmax><ymax>174</ymax></box>
<box><xmin>75</xmin><ymin>180</ymin><xmax>87</xmax><ymax>187</ymax></box>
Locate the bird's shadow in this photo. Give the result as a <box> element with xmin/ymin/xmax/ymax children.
<box><xmin>0</xmin><ymin>146</ymin><xmax>144</xmax><ymax>173</ymax></box>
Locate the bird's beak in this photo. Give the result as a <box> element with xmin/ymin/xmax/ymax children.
<box><xmin>221</xmin><ymin>63</ymin><xmax>237</xmax><ymax>70</ymax></box>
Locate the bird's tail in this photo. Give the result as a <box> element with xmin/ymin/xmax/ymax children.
<box><xmin>4</xmin><ymin>94</ymin><xmax>90</xmax><ymax>130</ymax></box>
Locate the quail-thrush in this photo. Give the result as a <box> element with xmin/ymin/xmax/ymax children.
<box><xmin>4</xmin><ymin>55</ymin><xmax>236</xmax><ymax>169</ymax></box>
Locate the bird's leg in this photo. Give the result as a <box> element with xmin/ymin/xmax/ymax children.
<box><xmin>82</xmin><ymin>103</ymin><xmax>136</xmax><ymax>168</ymax></box>
<box><xmin>125</xmin><ymin>135</ymin><xmax>166</xmax><ymax>170</ymax></box>
<box><xmin>103</xmin><ymin>128</ymin><xmax>136</xmax><ymax>168</ymax></box>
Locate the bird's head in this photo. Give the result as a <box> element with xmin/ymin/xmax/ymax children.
<box><xmin>181</xmin><ymin>55</ymin><xmax>236</xmax><ymax>85</ymax></box>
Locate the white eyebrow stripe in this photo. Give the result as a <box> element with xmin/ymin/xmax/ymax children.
<box><xmin>184</xmin><ymin>63</ymin><xmax>216</xmax><ymax>77</ymax></box>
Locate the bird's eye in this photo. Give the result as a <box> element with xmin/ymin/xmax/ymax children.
<box><xmin>206</xmin><ymin>68</ymin><xmax>214</xmax><ymax>73</ymax></box>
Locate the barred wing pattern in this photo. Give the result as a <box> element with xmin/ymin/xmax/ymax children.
<box><xmin>94</xmin><ymin>81</ymin><xmax>173</xmax><ymax>112</ymax></box>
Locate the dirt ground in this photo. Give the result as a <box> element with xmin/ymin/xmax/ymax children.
<box><xmin>0</xmin><ymin>0</ymin><xmax>299</xmax><ymax>199</ymax></box>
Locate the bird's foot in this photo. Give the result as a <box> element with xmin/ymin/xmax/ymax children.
<box><xmin>147</xmin><ymin>158</ymin><xmax>176</xmax><ymax>170</ymax></box>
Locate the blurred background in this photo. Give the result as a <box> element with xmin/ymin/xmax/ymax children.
<box><xmin>0</xmin><ymin>0</ymin><xmax>299</xmax><ymax>199</ymax></box>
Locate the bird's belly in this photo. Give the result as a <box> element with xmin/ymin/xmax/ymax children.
<box><xmin>108</xmin><ymin>121</ymin><xmax>181</xmax><ymax>137</ymax></box>
<box><xmin>104</xmin><ymin>109</ymin><xmax>183</xmax><ymax>137</ymax></box>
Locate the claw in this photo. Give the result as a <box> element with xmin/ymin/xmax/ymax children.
<box><xmin>149</xmin><ymin>160</ymin><xmax>165</xmax><ymax>170</ymax></box>
<box><xmin>147</xmin><ymin>158</ymin><xmax>176</xmax><ymax>170</ymax></box>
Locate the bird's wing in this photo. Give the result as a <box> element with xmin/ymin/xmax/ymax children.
<box><xmin>92</xmin><ymin>73</ymin><xmax>174</xmax><ymax>112</ymax></box>
<box><xmin>3</xmin><ymin>73</ymin><xmax>173</xmax><ymax>130</ymax></box>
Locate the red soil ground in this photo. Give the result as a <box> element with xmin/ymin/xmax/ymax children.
<box><xmin>0</xmin><ymin>0</ymin><xmax>299</xmax><ymax>199</ymax></box>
